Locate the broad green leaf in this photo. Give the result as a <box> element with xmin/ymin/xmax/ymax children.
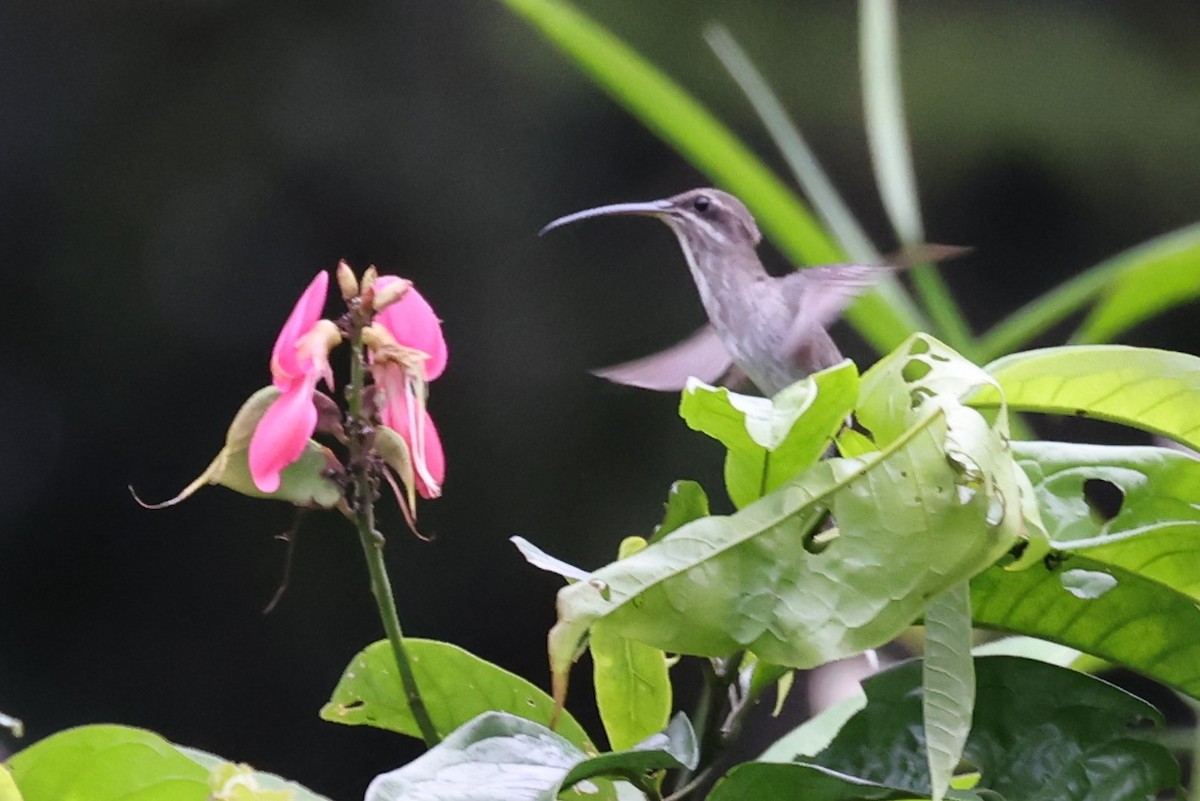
<box><xmin>650</xmin><ymin>480</ymin><xmax>710</xmax><ymax>543</ymax></box>
<box><xmin>679</xmin><ymin>361</ymin><xmax>859</xmax><ymax>507</ymax></box>
<box><xmin>758</xmin><ymin>691</ymin><xmax>867</xmax><ymax>763</ymax></box>
<box><xmin>176</xmin><ymin>747</ymin><xmax>332</xmax><ymax>801</ymax></box>
<box><xmin>921</xmin><ymin>583</ymin><xmax>974</xmax><ymax>801</ymax></box>
<box><xmin>795</xmin><ymin>656</ymin><xmax>1177</xmax><ymax>800</ymax></box>
<box><xmin>7</xmin><ymin>724</ymin><xmax>208</xmax><ymax>801</ymax></box>
<box><xmin>1011</xmin><ymin>441</ymin><xmax>1200</xmax><ymax>597</ymax></box>
<box><xmin>971</xmin><ymin>557</ymin><xmax>1200</xmax><ymax>699</ymax></box>
<box><xmin>549</xmin><ymin>397</ymin><xmax>1020</xmax><ymax>705</ymax></box>
<box><xmin>592</xmin><ymin>537</ymin><xmax>671</xmax><ymax>752</ymax></box>
<box><xmin>134</xmin><ymin>386</ymin><xmax>341</xmax><ymax>510</ymax></box>
<box><xmin>976</xmin><ymin>346</ymin><xmax>1200</xmax><ymax>451</ymax></box>
<box><xmin>365</xmin><ymin>712</ymin><xmax>693</xmax><ymax>801</ymax></box>
<box><xmin>1074</xmin><ymin>222</ymin><xmax>1200</xmax><ymax>344</ymax></box>
<box><xmin>497</xmin><ymin>0</ymin><xmax>922</xmax><ymax>352</ymax></box>
<box><xmin>0</xmin><ymin>768</ymin><xmax>21</xmax><ymax>801</ymax></box>
<box><xmin>320</xmin><ymin>638</ymin><xmax>595</xmax><ymax>751</ymax></box>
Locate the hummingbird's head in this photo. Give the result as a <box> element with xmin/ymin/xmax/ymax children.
<box><xmin>539</xmin><ymin>187</ymin><xmax>762</xmax><ymax>249</ymax></box>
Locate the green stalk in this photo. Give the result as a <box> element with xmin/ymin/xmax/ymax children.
<box><xmin>347</xmin><ymin>301</ymin><xmax>440</xmax><ymax>748</ymax></box>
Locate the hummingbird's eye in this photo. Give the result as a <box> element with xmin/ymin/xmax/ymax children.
<box><xmin>692</xmin><ymin>195</ymin><xmax>712</xmax><ymax>213</ymax></box>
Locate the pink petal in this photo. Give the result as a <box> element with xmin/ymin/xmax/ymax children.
<box><xmin>270</xmin><ymin>272</ymin><xmax>329</xmax><ymax>388</ymax></box>
<box><xmin>375</xmin><ymin>277</ymin><xmax>447</xmax><ymax>380</ymax></box>
<box><xmin>248</xmin><ymin>377</ymin><xmax>320</xmax><ymax>493</ymax></box>
<box><xmin>376</xmin><ymin>363</ymin><xmax>445</xmax><ymax>499</ymax></box>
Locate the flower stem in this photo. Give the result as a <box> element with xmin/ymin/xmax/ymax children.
<box><xmin>347</xmin><ymin>302</ymin><xmax>440</xmax><ymax>748</ymax></box>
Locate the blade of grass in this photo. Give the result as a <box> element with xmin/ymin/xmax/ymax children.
<box><xmin>977</xmin><ymin>222</ymin><xmax>1200</xmax><ymax>360</ymax></box>
<box><xmin>702</xmin><ymin>23</ymin><xmax>928</xmax><ymax>333</ymax></box>
<box><xmin>859</xmin><ymin>0</ymin><xmax>976</xmax><ymax>358</ymax></box>
<box><xmin>500</xmin><ymin>0</ymin><xmax>922</xmax><ymax>352</ymax></box>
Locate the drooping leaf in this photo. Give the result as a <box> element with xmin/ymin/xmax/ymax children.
<box><xmin>6</xmin><ymin>725</ymin><xmax>208</xmax><ymax>801</ymax></box>
<box><xmin>650</xmin><ymin>480</ymin><xmax>710</xmax><ymax>543</ymax></box>
<box><xmin>364</xmin><ymin>712</ymin><xmax>694</xmax><ymax>801</ymax></box>
<box><xmin>920</xmin><ymin>582</ymin><xmax>974</xmax><ymax>801</ymax></box>
<box><xmin>1073</xmin><ymin>222</ymin><xmax>1200</xmax><ymax>344</ymax></box>
<box><xmin>550</xmin><ymin>398</ymin><xmax>1020</xmax><ymax>708</ymax></box>
<box><xmin>799</xmin><ymin>656</ymin><xmax>1178</xmax><ymax>799</ymax></box>
<box><xmin>971</xmin><ymin>558</ymin><xmax>1200</xmax><ymax>699</ymax></box>
<box><xmin>133</xmin><ymin>386</ymin><xmax>342</xmax><ymax>510</ymax></box>
<box><xmin>176</xmin><ymin>747</ymin><xmax>332</xmax><ymax>801</ymax></box>
<box><xmin>497</xmin><ymin>0</ymin><xmax>923</xmax><ymax>352</ymax></box>
<box><xmin>976</xmin><ymin>346</ymin><xmax>1200</xmax><ymax>451</ymax></box>
<box><xmin>679</xmin><ymin>361</ymin><xmax>859</xmax><ymax>507</ymax></box>
<box><xmin>592</xmin><ymin>537</ymin><xmax>672</xmax><ymax>752</ymax></box>
<box><xmin>320</xmin><ymin>638</ymin><xmax>595</xmax><ymax>751</ymax></box>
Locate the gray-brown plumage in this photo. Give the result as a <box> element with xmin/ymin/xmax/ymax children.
<box><xmin>541</xmin><ymin>188</ymin><xmax>917</xmax><ymax>396</ymax></box>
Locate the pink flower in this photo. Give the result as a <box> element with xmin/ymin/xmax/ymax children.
<box><xmin>249</xmin><ymin>272</ymin><xmax>338</xmax><ymax>493</ymax></box>
<box><xmin>370</xmin><ymin>277</ymin><xmax>447</xmax><ymax>499</ymax></box>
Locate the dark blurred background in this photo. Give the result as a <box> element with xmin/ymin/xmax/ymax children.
<box><xmin>1</xmin><ymin>0</ymin><xmax>1198</xmax><ymax>797</ymax></box>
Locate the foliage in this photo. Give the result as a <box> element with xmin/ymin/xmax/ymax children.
<box><xmin>4</xmin><ymin>1</ymin><xmax>1199</xmax><ymax>800</ymax></box>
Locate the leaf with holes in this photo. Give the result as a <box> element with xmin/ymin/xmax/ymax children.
<box><xmin>975</xmin><ymin>346</ymin><xmax>1200</xmax><ymax>451</ymax></box>
<box><xmin>680</xmin><ymin>361</ymin><xmax>858</xmax><ymax>507</ymax></box>
<box><xmin>1011</xmin><ymin>440</ymin><xmax>1200</xmax><ymax>599</ymax></box>
<box><xmin>320</xmin><ymin>638</ymin><xmax>595</xmax><ymax>751</ymax></box>
<box><xmin>549</xmin><ymin>382</ymin><xmax>1022</xmax><ymax>711</ymax></box>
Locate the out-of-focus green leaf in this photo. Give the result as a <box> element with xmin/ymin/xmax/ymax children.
<box><xmin>364</xmin><ymin>712</ymin><xmax>694</xmax><ymax>801</ymax></box>
<box><xmin>6</xmin><ymin>725</ymin><xmax>208</xmax><ymax>801</ymax></box>
<box><xmin>981</xmin><ymin>224</ymin><xmax>1200</xmax><ymax>360</ymax></box>
<box><xmin>679</xmin><ymin>361</ymin><xmax>858</xmax><ymax>507</ymax></box>
<box><xmin>789</xmin><ymin>656</ymin><xmax>1178</xmax><ymax>800</ymax></box>
<box><xmin>972</xmin><ymin>636</ymin><xmax>1081</xmax><ymax>667</ymax></box>
<box><xmin>176</xmin><ymin>748</ymin><xmax>332</xmax><ymax>801</ymax></box>
<box><xmin>975</xmin><ymin>346</ymin><xmax>1200</xmax><ymax>451</ymax></box>
<box><xmin>921</xmin><ymin>583</ymin><xmax>974</xmax><ymax>801</ymax></box>
<box><xmin>549</xmin><ymin>398</ymin><xmax>1020</xmax><ymax>705</ymax></box>
<box><xmin>758</xmin><ymin>691</ymin><xmax>867</xmax><ymax>763</ymax></box>
<box><xmin>497</xmin><ymin>0</ymin><xmax>922</xmax><ymax>352</ymax></box>
<box><xmin>592</xmin><ymin>537</ymin><xmax>672</xmax><ymax>752</ymax></box>
<box><xmin>320</xmin><ymin>638</ymin><xmax>595</xmax><ymax>751</ymax></box>
<box><xmin>1012</xmin><ymin>441</ymin><xmax>1200</xmax><ymax>597</ymax></box>
<box><xmin>0</xmin><ymin>768</ymin><xmax>21</xmax><ymax>801</ymax></box>
<box><xmin>650</xmin><ymin>480</ymin><xmax>710</xmax><ymax>543</ymax></box>
<box><xmin>971</xmin><ymin>558</ymin><xmax>1200</xmax><ymax>699</ymax></box>
<box><xmin>1074</xmin><ymin>223</ymin><xmax>1200</xmax><ymax>344</ymax></box>
<box><xmin>709</xmin><ymin>762</ymin><xmax>926</xmax><ymax>801</ymax></box>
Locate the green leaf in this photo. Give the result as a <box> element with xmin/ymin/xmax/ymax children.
<box><xmin>549</xmin><ymin>396</ymin><xmax>1020</xmax><ymax>701</ymax></box>
<box><xmin>794</xmin><ymin>656</ymin><xmax>1178</xmax><ymax>800</ymax></box>
<box><xmin>1011</xmin><ymin>440</ymin><xmax>1200</xmax><ymax>597</ymax></box>
<box><xmin>320</xmin><ymin>638</ymin><xmax>595</xmax><ymax>752</ymax></box>
<box><xmin>176</xmin><ymin>747</ymin><xmax>332</xmax><ymax>801</ymax></box>
<box><xmin>975</xmin><ymin>346</ymin><xmax>1200</xmax><ymax>451</ymax></box>
<box><xmin>592</xmin><ymin>537</ymin><xmax>672</xmax><ymax>752</ymax></box>
<box><xmin>971</xmin><ymin>636</ymin><xmax>1081</xmax><ymax>668</ymax></box>
<box><xmin>921</xmin><ymin>583</ymin><xmax>974</xmax><ymax>801</ymax></box>
<box><xmin>364</xmin><ymin>712</ymin><xmax>694</xmax><ymax>801</ymax></box>
<box><xmin>6</xmin><ymin>724</ymin><xmax>208</xmax><ymax>801</ymax></box>
<box><xmin>971</xmin><ymin>558</ymin><xmax>1200</xmax><ymax>699</ymax></box>
<box><xmin>650</xmin><ymin>480</ymin><xmax>710</xmax><ymax>543</ymax></box>
<box><xmin>1074</xmin><ymin>222</ymin><xmax>1200</xmax><ymax>344</ymax></box>
<box><xmin>0</xmin><ymin>768</ymin><xmax>21</xmax><ymax>801</ymax></box>
<box><xmin>710</xmin><ymin>763</ymin><xmax>930</xmax><ymax>801</ymax></box>
<box><xmin>679</xmin><ymin>361</ymin><xmax>859</xmax><ymax>507</ymax></box>
<box><xmin>134</xmin><ymin>386</ymin><xmax>342</xmax><ymax>510</ymax></box>
<box><xmin>981</xmin><ymin>223</ymin><xmax>1200</xmax><ymax>360</ymax></box>
<box><xmin>758</xmin><ymin>691</ymin><xmax>867</xmax><ymax>763</ymax></box>
<box><xmin>497</xmin><ymin>0</ymin><xmax>922</xmax><ymax>352</ymax></box>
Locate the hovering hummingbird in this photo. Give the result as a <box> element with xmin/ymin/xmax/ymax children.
<box><xmin>541</xmin><ymin>187</ymin><xmax>954</xmax><ymax>396</ymax></box>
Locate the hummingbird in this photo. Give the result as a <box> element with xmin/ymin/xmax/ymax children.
<box><xmin>541</xmin><ymin>187</ymin><xmax>950</xmax><ymax>396</ymax></box>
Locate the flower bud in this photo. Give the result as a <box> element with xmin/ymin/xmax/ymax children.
<box><xmin>336</xmin><ymin>260</ymin><xmax>360</xmax><ymax>301</ymax></box>
<box><xmin>371</xmin><ymin>277</ymin><xmax>413</xmax><ymax>315</ymax></box>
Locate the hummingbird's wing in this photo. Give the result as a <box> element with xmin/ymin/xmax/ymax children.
<box><xmin>592</xmin><ymin>324</ymin><xmax>734</xmax><ymax>391</ymax></box>
<box><xmin>780</xmin><ymin>264</ymin><xmax>895</xmax><ymax>375</ymax></box>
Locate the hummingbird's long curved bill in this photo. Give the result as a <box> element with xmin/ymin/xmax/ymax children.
<box><xmin>538</xmin><ymin>200</ymin><xmax>674</xmax><ymax>237</ymax></box>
